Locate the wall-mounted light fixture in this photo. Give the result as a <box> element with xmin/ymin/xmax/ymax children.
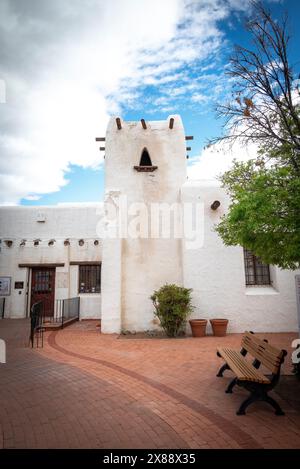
<box><xmin>4</xmin><ymin>240</ymin><xmax>13</xmax><ymax>247</ymax></box>
<box><xmin>94</xmin><ymin>240</ymin><xmax>99</xmax><ymax>246</ymax></box>
<box><xmin>48</xmin><ymin>239</ymin><xmax>55</xmax><ymax>246</ymax></box>
<box><xmin>211</xmin><ymin>200</ymin><xmax>221</xmax><ymax>210</ymax></box>
<box><xmin>79</xmin><ymin>239</ymin><xmax>84</xmax><ymax>246</ymax></box>
<box><xmin>33</xmin><ymin>239</ymin><xmax>41</xmax><ymax>246</ymax></box>
<box><xmin>64</xmin><ymin>239</ymin><xmax>70</xmax><ymax>246</ymax></box>
<box><xmin>20</xmin><ymin>239</ymin><xmax>26</xmax><ymax>247</ymax></box>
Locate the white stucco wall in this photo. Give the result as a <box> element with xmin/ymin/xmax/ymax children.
<box><xmin>102</xmin><ymin>115</ymin><xmax>187</xmax><ymax>332</ymax></box>
<box><xmin>181</xmin><ymin>180</ymin><xmax>300</xmax><ymax>333</ymax></box>
<box><xmin>0</xmin><ymin>204</ymin><xmax>103</xmax><ymax>319</ymax></box>
<box><xmin>101</xmin><ymin>236</ymin><xmax>122</xmax><ymax>333</ymax></box>
<box><xmin>101</xmin><ymin>116</ymin><xmax>299</xmax><ymax>334</ymax></box>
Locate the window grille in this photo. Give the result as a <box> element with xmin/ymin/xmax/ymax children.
<box><xmin>243</xmin><ymin>249</ymin><xmax>270</xmax><ymax>285</ymax></box>
<box><xmin>79</xmin><ymin>264</ymin><xmax>101</xmax><ymax>293</ymax></box>
<box><xmin>33</xmin><ymin>270</ymin><xmax>52</xmax><ymax>292</ymax></box>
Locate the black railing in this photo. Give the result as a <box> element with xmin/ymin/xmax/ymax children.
<box><xmin>55</xmin><ymin>297</ymin><xmax>80</xmax><ymax>328</ymax></box>
<box><xmin>47</xmin><ymin>299</ymin><xmax>64</xmax><ymax>324</ymax></box>
<box><xmin>29</xmin><ymin>301</ymin><xmax>45</xmax><ymax>348</ymax></box>
<box><xmin>30</xmin><ymin>297</ymin><xmax>80</xmax><ymax>347</ymax></box>
<box><xmin>0</xmin><ymin>298</ymin><xmax>5</xmax><ymax>319</ymax></box>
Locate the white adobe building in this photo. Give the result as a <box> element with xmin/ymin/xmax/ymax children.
<box><xmin>0</xmin><ymin>115</ymin><xmax>299</xmax><ymax>334</ymax></box>
<box><xmin>0</xmin><ymin>204</ymin><xmax>103</xmax><ymax>320</ymax></box>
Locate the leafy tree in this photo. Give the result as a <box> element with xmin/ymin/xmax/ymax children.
<box><xmin>216</xmin><ymin>159</ymin><xmax>300</xmax><ymax>269</ymax></box>
<box><xmin>213</xmin><ymin>1</ymin><xmax>300</xmax><ymax>269</ymax></box>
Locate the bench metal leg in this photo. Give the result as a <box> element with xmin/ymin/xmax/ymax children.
<box><xmin>264</xmin><ymin>395</ymin><xmax>285</xmax><ymax>416</ymax></box>
<box><xmin>237</xmin><ymin>391</ymin><xmax>285</xmax><ymax>416</ymax></box>
<box><xmin>236</xmin><ymin>392</ymin><xmax>258</xmax><ymax>415</ymax></box>
<box><xmin>225</xmin><ymin>377</ymin><xmax>237</xmax><ymax>393</ymax></box>
<box><xmin>216</xmin><ymin>363</ymin><xmax>230</xmax><ymax>377</ymax></box>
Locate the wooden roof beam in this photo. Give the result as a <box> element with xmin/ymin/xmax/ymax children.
<box><xmin>116</xmin><ymin>117</ymin><xmax>122</xmax><ymax>130</ymax></box>
<box><xmin>169</xmin><ymin>117</ymin><xmax>174</xmax><ymax>129</ymax></box>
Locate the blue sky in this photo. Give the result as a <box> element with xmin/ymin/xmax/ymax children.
<box><xmin>0</xmin><ymin>0</ymin><xmax>299</xmax><ymax>206</ymax></box>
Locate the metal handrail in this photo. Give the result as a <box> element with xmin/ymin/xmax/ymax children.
<box><xmin>0</xmin><ymin>298</ymin><xmax>5</xmax><ymax>319</ymax></box>
<box><xmin>29</xmin><ymin>301</ymin><xmax>45</xmax><ymax>348</ymax></box>
<box><xmin>55</xmin><ymin>297</ymin><xmax>80</xmax><ymax>328</ymax></box>
<box><xmin>29</xmin><ymin>297</ymin><xmax>80</xmax><ymax>347</ymax></box>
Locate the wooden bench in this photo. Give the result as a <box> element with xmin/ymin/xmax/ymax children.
<box><xmin>216</xmin><ymin>331</ymin><xmax>287</xmax><ymax>415</ymax></box>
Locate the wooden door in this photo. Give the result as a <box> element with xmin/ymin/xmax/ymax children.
<box><xmin>30</xmin><ymin>268</ymin><xmax>55</xmax><ymax>317</ymax></box>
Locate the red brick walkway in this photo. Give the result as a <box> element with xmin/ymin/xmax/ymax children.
<box><xmin>0</xmin><ymin>319</ymin><xmax>299</xmax><ymax>449</ymax></box>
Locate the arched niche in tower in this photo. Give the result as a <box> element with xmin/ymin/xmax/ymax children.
<box><xmin>134</xmin><ymin>147</ymin><xmax>158</xmax><ymax>172</ymax></box>
<box><xmin>140</xmin><ymin>148</ymin><xmax>152</xmax><ymax>166</ymax></box>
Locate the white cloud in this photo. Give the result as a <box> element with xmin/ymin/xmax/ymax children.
<box><xmin>0</xmin><ymin>0</ymin><xmax>256</xmax><ymax>204</ymax></box>
<box><xmin>191</xmin><ymin>93</ymin><xmax>209</xmax><ymax>103</ymax></box>
<box><xmin>187</xmin><ymin>140</ymin><xmax>259</xmax><ymax>180</ymax></box>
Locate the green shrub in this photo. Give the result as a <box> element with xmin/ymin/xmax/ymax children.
<box><xmin>150</xmin><ymin>284</ymin><xmax>193</xmax><ymax>337</ymax></box>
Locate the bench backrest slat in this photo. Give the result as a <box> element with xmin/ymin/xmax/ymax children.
<box><xmin>241</xmin><ymin>332</ymin><xmax>285</xmax><ymax>374</ymax></box>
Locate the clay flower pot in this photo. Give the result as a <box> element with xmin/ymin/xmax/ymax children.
<box><xmin>210</xmin><ymin>319</ymin><xmax>228</xmax><ymax>337</ymax></box>
<box><xmin>189</xmin><ymin>319</ymin><xmax>207</xmax><ymax>337</ymax></box>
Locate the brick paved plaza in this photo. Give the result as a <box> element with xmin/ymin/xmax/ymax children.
<box><xmin>0</xmin><ymin>319</ymin><xmax>300</xmax><ymax>449</ymax></box>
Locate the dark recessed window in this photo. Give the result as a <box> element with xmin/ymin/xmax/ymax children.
<box><xmin>79</xmin><ymin>264</ymin><xmax>101</xmax><ymax>293</ymax></box>
<box><xmin>243</xmin><ymin>249</ymin><xmax>270</xmax><ymax>285</ymax></box>
<box><xmin>134</xmin><ymin>148</ymin><xmax>157</xmax><ymax>172</ymax></box>
<box><xmin>140</xmin><ymin>148</ymin><xmax>152</xmax><ymax>166</ymax></box>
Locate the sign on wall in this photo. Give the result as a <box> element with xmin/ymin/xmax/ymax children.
<box><xmin>0</xmin><ymin>277</ymin><xmax>11</xmax><ymax>296</ymax></box>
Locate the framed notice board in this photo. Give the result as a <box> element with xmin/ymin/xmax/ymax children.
<box><xmin>0</xmin><ymin>277</ymin><xmax>11</xmax><ymax>296</ymax></box>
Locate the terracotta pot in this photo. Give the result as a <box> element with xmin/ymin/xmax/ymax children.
<box><xmin>210</xmin><ymin>319</ymin><xmax>228</xmax><ymax>337</ymax></box>
<box><xmin>189</xmin><ymin>319</ymin><xmax>207</xmax><ymax>337</ymax></box>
